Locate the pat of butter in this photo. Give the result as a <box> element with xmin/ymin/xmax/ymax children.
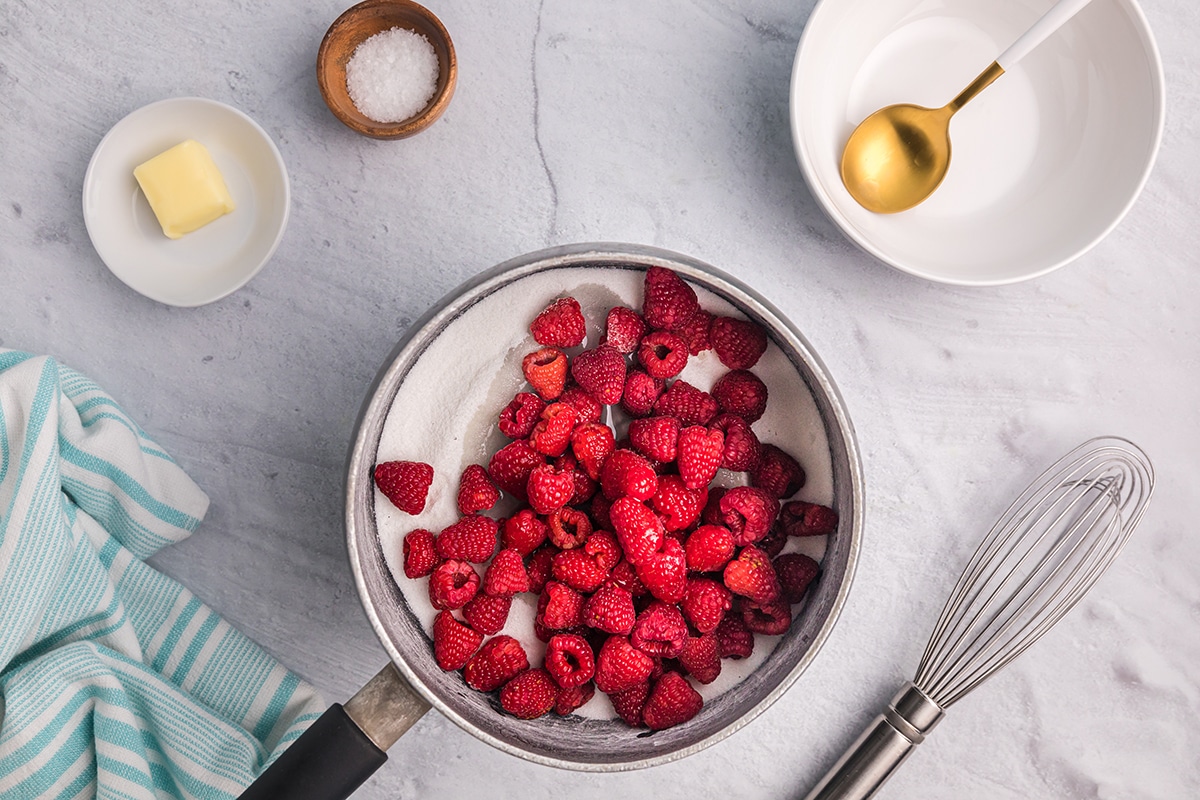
<box><xmin>133</xmin><ymin>139</ymin><xmax>235</xmax><ymax>239</ymax></box>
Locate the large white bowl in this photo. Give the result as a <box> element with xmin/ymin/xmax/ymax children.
<box><xmin>790</xmin><ymin>0</ymin><xmax>1164</xmax><ymax>285</ymax></box>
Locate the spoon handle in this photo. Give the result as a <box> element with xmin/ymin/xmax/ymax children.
<box><xmin>996</xmin><ymin>0</ymin><xmax>1094</xmax><ymax>70</ymax></box>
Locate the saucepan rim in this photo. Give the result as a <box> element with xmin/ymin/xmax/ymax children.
<box><xmin>344</xmin><ymin>242</ymin><xmax>864</xmax><ymax>771</ymax></box>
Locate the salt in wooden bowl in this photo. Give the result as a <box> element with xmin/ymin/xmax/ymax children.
<box><xmin>317</xmin><ymin>0</ymin><xmax>457</xmax><ymax>139</ymax></box>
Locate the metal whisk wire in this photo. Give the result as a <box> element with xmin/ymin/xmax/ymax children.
<box><xmin>803</xmin><ymin>436</ymin><xmax>1155</xmax><ymax>800</ymax></box>
<box><xmin>915</xmin><ymin>437</ymin><xmax>1154</xmax><ymax>707</ymax></box>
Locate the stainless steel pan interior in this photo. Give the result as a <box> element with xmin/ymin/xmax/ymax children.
<box><xmin>344</xmin><ymin>242</ymin><xmax>864</xmax><ymax>771</ymax></box>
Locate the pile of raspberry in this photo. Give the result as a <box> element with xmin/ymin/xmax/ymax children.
<box><xmin>374</xmin><ymin>266</ymin><xmax>838</xmax><ymax>730</ymax></box>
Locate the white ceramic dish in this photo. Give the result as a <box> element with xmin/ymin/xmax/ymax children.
<box><xmin>790</xmin><ymin>0</ymin><xmax>1164</xmax><ymax>285</ymax></box>
<box><xmin>83</xmin><ymin>97</ymin><xmax>290</xmax><ymax>306</ymax></box>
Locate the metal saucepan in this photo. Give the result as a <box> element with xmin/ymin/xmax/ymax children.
<box><xmin>240</xmin><ymin>243</ymin><xmax>864</xmax><ymax>798</ymax></box>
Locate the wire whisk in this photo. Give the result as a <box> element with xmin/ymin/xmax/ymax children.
<box><xmin>804</xmin><ymin>436</ymin><xmax>1154</xmax><ymax>800</ymax></box>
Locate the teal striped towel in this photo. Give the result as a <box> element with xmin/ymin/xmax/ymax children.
<box><xmin>0</xmin><ymin>351</ymin><xmax>324</xmax><ymax>799</ymax></box>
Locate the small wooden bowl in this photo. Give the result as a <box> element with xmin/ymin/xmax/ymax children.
<box><xmin>317</xmin><ymin>0</ymin><xmax>456</xmax><ymax>139</ymax></box>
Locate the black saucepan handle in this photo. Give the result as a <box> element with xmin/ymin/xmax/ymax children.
<box><xmin>238</xmin><ymin>703</ymin><xmax>386</xmax><ymax>800</ymax></box>
<box><xmin>238</xmin><ymin>664</ymin><xmax>431</xmax><ymax>800</ymax></box>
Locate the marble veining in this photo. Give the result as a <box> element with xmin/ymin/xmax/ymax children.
<box><xmin>2</xmin><ymin>0</ymin><xmax>1198</xmax><ymax>797</ymax></box>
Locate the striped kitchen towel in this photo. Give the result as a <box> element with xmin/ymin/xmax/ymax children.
<box><xmin>0</xmin><ymin>350</ymin><xmax>324</xmax><ymax>799</ymax></box>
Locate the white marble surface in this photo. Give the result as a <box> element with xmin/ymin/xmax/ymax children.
<box><xmin>3</xmin><ymin>0</ymin><xmax>1198</xmax><ymax>797</ymax></box>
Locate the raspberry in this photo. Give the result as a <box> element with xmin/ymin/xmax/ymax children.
<box><xmin>501</xmin><ymin>509</ymin><xmax>548</xmax><ymax>555</ymax></box>
<box><xmin>715</xmin><ymin>613</ymin><xmax>755</xmax><ymax>659</ymax></box>
<box><xmin>547</xmin><ymin>505</ymin><xmax>592</xmax><ymax>549</ymax></box>
<box><xmin>436</xmin><ymin>515</ymin><xmax>498</xmax><ymax>563</ymax></box>
<box><xmin>428</xmin><ymin>560</ymin><xmax>480</xmax><ymax>610</ymax></box>
<box><xmin>677</xmin><ymin>425</ymin><xmax>724</xmax><ymax>490</ymax></box>
<box><xmin>402</xmin><ymin>529</ymin><xmax>439</xmax><ymax>578</ymax></box>
<box><xmin>530</xmin><ymin>297</ymin><xmax>586</xmax><ymax>348</ymax></box>
<box><xmin>685</xmin><ymin>524</ymin><xmax>736</xmax><ymax>572</ymax></box>
<box><xmin>751</xmin><ymin>444</ymin><xmax>807</xmax><ymax>499</ymax></box>
<box><xmin>569</xmin><ymin>463</ymin><xmax>597</xmax><ymax>499</ymax></box>
<box><xmin>709</xmin><ymin>413</ymin><xmax>761</xmax><ymax>472</ymax></box>
<box><xmin>559</xmin><ymin>385</ymin><xmax>604</xmax><ymax>425</ymax></box>
<box><xmin>677</xmin><ymin>634</ymin><xmax>721</xmax><ymax>684</ymax></box>
<box><xmin>589</xmin><ymin>493</ymin><xmax>614</xmax><ymax>531</ymax></box>
<box><xmin>432</xmin><ymin>610</ymin><xmax>483</xmax><ymax>670</ymax></box>
<box><xmin>526</xmin><ymin>463</ymin><xmax>575</xmax><ymax>515</ymax></box>
<box><xmin>780</xmin><ymin>500</ymin><xmax>839</xmax><ymax>537</ymax></box>
<box><xmin>552</xmin><ymin>547</ymin><xmax>610</xmax><ymax>593</ymax></box>
<box><xmin>642</xmin><ymin>671</ymin><xmax>703</xmax><ymax>730</ymax></box>
<box><xmin>500</xmin><ymin>668</ymin><xmax>558</xmax><ymax>719</ymax></box>
<box><xmin>636</xmin><ymin>331</ymin><xmax>689</xmax><ymax>379</ymax></box>
<box><xmin>582</xmin><ymin>582</ymin><xmax>636</xmax><ymax>634</ymax></box>
<box><xmin>594</xmin><ymin>635</ymin><xmax>655</xmax><ymax>694</ymax></box>
<box><xmin>709</xmin><ymin>316</ymin><xmax>768</xmax><ymax>370</ymax></box>
<box><xmin>554</xmin><ymin>681</ymin><xmax>596</xmax><ymax>715</ymax></box>
<box><xmin>525</xmin><ymin>545</ymin><xmax>557</xmax><ymax>594</ymax></box>
<box><xmin>570</xmin><ymin>344</ymin><xmax>626</xmax><ymax>405</ymax></box>
<box><xmin>566</xmin><ymin>463</ymin><xmax>601</xmax><ymax>507</ymax></box>
<box><xmin>681</xmin><ymin>577</ymin><xmax>733</xmax><ymax>634</ymax></box>
<box><xmin>570</xmin><ymin>465</ymin><xmax>596</xmax><ymax>501</ymax></box>
<box><xmin>463</xmin><ymin>635</ymin><xmax>529</xmax><ymax>692</ymax></box>
<box><xmin>672</xmin><ymin>308</ymin><xmax>714</xmax><ymax>355</ymax></box>
<box><xmin>570</xmin><ymin>422</ymin><xmax>614</xmax><ymax>480</ymax></box>
<box><xmin>608</xmin><ymin>559</ymin><xmax>648</xmax><ymax>597</ymax></box>
<box><xmin>457</xmin><ymin>464</ymin><xmax>500</xmax><ymax>515</ymax></box>
<box><xmin>529</xmin><ymin>402</ymin><xmax>578</xmax><ymax>457</ymax></box>
<box><xmin>775</xmin><ymin>552</ymin><xmax>820</xmax><ymax>603</ymax></box>
<box><xmin>650</xmin><ymin>474</ymin><xmax>706</xmax><ymax>532</ymax></box>
<box><xmin>628</xmin><ymin>415</ymin><xmax>680</xmax><ymax>463</ymax></box>
<box><xmin>483</xmin><ymin>548</ymin><xmax>530</xmax><ymax>596</ymax></box>
<box><xmin>557</xmin><ymin>453</ymin><xmax>599</xmax><ymax>506</ymax></box>
<box><xmin>711</xmin><ymin>369</ymin><xmax>768</xmax><ymax>423</ymax></box>
<box><xmin>608</xmin><ymin>681</ymin><xmax>650</xmax><ymax>726</ymax></box>
<box><xmin>604</xmin><ymin>306</ymin><xmax>648</xmax><ymax>353</ymax></box>
<box><xmin>488</xmin><ymin>439</ymin><xmax>545</xmax><ymax>501</ymax></box>
<box><xmin>609</xmin><ymin>497</ymin><xmax>665</xmax><ymax>566</ymax></box>
<box><xmin>584</xmin><ymin>530</ymin><xmax>622</xmax><ymax>570</ymax></box>
<box><xmin>742</xmin><ymin>599</ymin><xmax>792</xmax><ymax>635</ymax></box>
<box><xmin>642</xmin><ymin>266</ymin><xmax>699</xmax><ymax>331</ymax></box>
<box><xmin>653</xmin><ymin>380</ymin><xmax>717</xmax><ymax>426</ymax></box>
<box><xmin>757</xmin><ymin>524</ymin><xmax>788</xmax><ymax>558</ymax></box>
<box><xmin>599</xmin><ymin>449</ymin><xmax>659</xmax><ymax>501</ymax></box>
<box><xmin>718</xmin><ymin>486</ymin><xmax>780</xmax><ymax>546</ymax></box>
<box><xmin>522</xmin><ymin>347</ymin><xmax>569</xmax><ymax>400</ymax></box>
<box><xmin>723</xmin><ymin>545</ymin><xmax>781</xmax><ymax>605</ymax></box>
<box><xmin>538</xmin><ymin>581</ymin><xmax>585</xmax><ymax>630</ymax></box>
<box><xmin>374</xmin><ymin>460</ymin><xmax>434</xmax><ymax>515</ymax></box>
<box><xmin>630</xmin><ymin>601</ymin><xmax>688</xmax><ymax>658</ymax></box>
<box><xmin>462</xmin><ymin>592</ymin><xmax>512</xmax><ymax>635</ymax></box>
<box><xmin>620</xmin><ymin>370</ymin><xmax>665</xmax><ymax>417</ymax></box>
<box><xmin>634</xmin><ymin>537</ymin><xmax>688</xmax><ymax>604</ymax></box>
<box><xmin>498</xmin><ymin>391</ymin><xmax>546</xmax><ymax>439</ymax></box>
<box><xmin>544</xmin><ymin>633</ymin><xmax>596</xmax><ymax>689</ymax></box>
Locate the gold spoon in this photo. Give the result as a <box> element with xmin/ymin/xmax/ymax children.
<box><xmin>840</xmin><ymin>0</ymin><xmax>1094</xmax><ymax>214</ymax></box>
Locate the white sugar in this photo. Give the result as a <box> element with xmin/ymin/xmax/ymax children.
<box><xmin>346</xmin><ymin>26</ymin><xmax>439</xmax><ymax>123</ymax></box>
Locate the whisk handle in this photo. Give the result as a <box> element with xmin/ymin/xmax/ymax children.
<box><xmin>802</xmin><ymin>683</ymin><xmax>944</xmax><ymax>800</ymax></box>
